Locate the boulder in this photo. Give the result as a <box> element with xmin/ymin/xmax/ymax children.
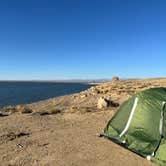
<box><xmin>97</xmin><ymin>97</ymin><xmax>119</xmax><ymax>109</ymax></box>
<box><xmin>97</xmin><ymin>97</ymin><xmax>109</xmax><ymax>109</ymax></box>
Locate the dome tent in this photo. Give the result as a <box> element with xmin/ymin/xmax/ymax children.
<box><xmin>103</xmin><ymin>88</ymin><xmax>166</xmax><ymax>166</ymax></box>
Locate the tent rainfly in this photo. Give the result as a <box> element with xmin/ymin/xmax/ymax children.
<box><xmin>103</xmin><ymin>88</ymin><xmax>166</xmax><ymax>166</ymax></box>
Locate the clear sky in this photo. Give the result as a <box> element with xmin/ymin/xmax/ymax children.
<box><xmin>0</xmin><ymin>0</ymin><xmax>166</xmax><ymax>80</ymax></box>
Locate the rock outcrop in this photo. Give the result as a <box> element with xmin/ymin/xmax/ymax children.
<box><xmin>112</xmin><ymin>76</ymin><xmax>119</xmax><ymax>81</ymax></box>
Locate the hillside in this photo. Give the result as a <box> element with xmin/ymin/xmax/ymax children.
<box><xmin>1</xmin><ymin>78</ymin><xmax>166</xmax><ymax>166</ymax></box>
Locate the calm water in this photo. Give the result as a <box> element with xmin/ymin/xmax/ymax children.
<box><xmin>0</xmin><ymin>82</ymin><xmax>93</xmax><ymax>108</ymax></box>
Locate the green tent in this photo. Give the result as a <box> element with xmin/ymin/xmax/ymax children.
<box><xmin>103</xmin><ymin>87</ymin><xmax>166</xmax><ymax>166</ymax></box>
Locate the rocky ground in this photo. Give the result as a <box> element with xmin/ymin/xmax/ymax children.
<box><xmin>1</xmin><ymin>78</ymin><xmax>166</xmax><ymax>166</ymax></box>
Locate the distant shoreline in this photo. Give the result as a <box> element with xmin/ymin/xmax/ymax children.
<box><xmin>0</xmin><ymin>77</ymin><xmax>166</xmax><ymax>83</ymax></box>
<box><xmin>0</xmin><ymin>80</ymin><xmax>103</xmax><ymax>85</ymax></box>
<box><xmin>0</xmin><ymin>80</ymin><xmax>91</xmax><ymax>83</ymax></box>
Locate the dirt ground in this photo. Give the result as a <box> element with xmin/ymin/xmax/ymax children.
<box><xmin>0</xmin><ymin>110</ymin><xmax>156</xmax><ymax>166</ymax></box>
<box><xmin>1</xmin><ymin>78</ymin><xmax>166</xmax><ymax>166</ymax></box>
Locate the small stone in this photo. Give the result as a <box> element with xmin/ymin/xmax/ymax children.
<box><xmin>16</xmin><ymin>143</ymin><xmax>24</xmax><ymax>148</ymax></box>
<box><xmin>21</xmin><ymin>107</ymin><xmax>33</xmax><ymax>114</ymax></box>
<box><xmin>80</xmin><ymin>94</ymin><xmax>87</xmax><ymax>98</ymax></box>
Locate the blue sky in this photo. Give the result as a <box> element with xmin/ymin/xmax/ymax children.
<box><xmin>0</xmin><ymin>0</ymin><xmax>166</xmax><ymax>80</ymax></box>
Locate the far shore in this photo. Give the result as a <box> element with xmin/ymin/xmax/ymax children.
<box><xmin>0</xmin><ymin>80</ymin><xmax>103</xmax><ymax>83</ymax></box>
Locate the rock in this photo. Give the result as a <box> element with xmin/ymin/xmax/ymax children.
<box><xmin>109</xmin><ymin>101</ymin><xmax>119</xmax><ymax>107</ymax></box>
<box><xmin>17</xmin><ymin>143</ymin><xmax>24</xmax><ymax>148</ymax></box>
<box><xmin>103</xmin><ymin>96</ymin><xmax>111</xmax><ymax>101</ymax></box>
<box><xmin>0</xmin><ymin>107</ymin><xmax>13</xmax><ymax>115</ymax></box>
<box><xmin>97</xmin><ymin>96</ymin><xmax>119</xmax><ymax>109</ymax></box>
<box><xmin>49</xmin><ymin>108</ymin><xmax>61</xmax><ymax>114</ymax></box>
<box><xmin>21</xmin><ymin>107</ymin><xmax>33</xmax><ymax>114</ymax></box>
<box><xmin>2</xmin><ymin>106</ymin><xmax>17</xmax><ymax>113</ymax></box>
<box><xmin>80</xmin><ymin>94</ymin><xmax>87</xmax><ymax>98</ymax></box>
<box><xmin>0</xmin><ymin>111</ymin><xmax>10</xmax><ymax>116</ymax></box>
<box><xmin>92</xmin><ymin>87</ymin><xmax>100</xmax><ymax>94</ymax></box>
<box><xmin>68</xmin><ymin>107</ymin><xmax>79</xmax><ymax>113</ymax></box>
<box><xmin>73</xmin><ymin>95</ymin><xmax>78</xmax><ymax>98</ymax></box>
<box><xmin>112</xmin><ymin>76</ymin><xmax>119</xmax><ymax>81</ymax></box>
<box><xmin>15</xmin><ymin>105</ymin><xmax>23</xmax><ymax>110</ymax></box>
<box><xmin>97</xmin><ymin>97</ymin><xmax>109</xmax><ymax>109</ymax></box>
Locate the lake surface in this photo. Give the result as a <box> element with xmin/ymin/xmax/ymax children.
<box><xmin>0</xmin><ymin>82</ymin><xmax>94</xmax><ymax>108</ymax></box>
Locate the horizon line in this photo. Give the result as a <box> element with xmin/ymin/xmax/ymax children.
<box><xmin>0</xmin><ymin>77</ymin><xmax>165</xmax><ymax>82</ymax></box>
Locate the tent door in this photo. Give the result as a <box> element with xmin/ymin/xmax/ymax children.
<box><xmin>147</xmin><ymin>101</ymin><xmax>166</xmax><ymax>160</ymax></box>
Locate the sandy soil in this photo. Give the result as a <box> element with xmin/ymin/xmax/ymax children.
<box><xmin>0</xmin><ymin>111</ymin><xmax>156</xmax><ymax>166</ymax></box>
<box><xmin>1</xmin><ymin>78</ymin><xmax>166</xmax><ymax>166</ymax></box>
